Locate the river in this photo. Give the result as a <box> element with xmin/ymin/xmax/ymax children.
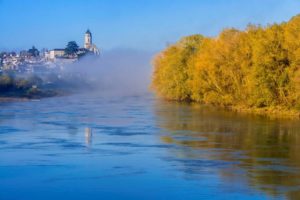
<box><xmin>0</xmin><ymin>93</ymin><xmax>299</xmax><ymax>200</ymax></box>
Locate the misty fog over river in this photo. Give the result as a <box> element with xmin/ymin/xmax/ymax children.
<box><xmin>1</xmin><ymin>92</ymin><xmax>300</xmax><ymax>200</ymax></box>
<box><xmin>0</xmin><ymin>49</ymin><xmax>300</xmax><ymax>200</ymax></box>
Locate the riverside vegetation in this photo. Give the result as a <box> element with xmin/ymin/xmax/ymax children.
<box><xmin>0</xmin><ymin>73</ymin><xmax>91</xmax><ymax>100</ymax></box>
<box><xmin>151</xmin><ymin>14</ymin><xmax>300</xmax><ymax>118</ymax></box>
<box><xmin>0</xmin><ymin>74</ymin><xmax>57</xmax><ymax>100</ymax></box>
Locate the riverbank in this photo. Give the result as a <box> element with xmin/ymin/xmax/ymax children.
<box><xmin>0</xmin><ymin>97</ymin><xmax>30</xmax><ymax>103</ymax></box>
<box><xmin>0</xmin><ymin>73</ymin><xmax>92</xmax><ymax>102</ymax></box>
<box><xmin>165</xmin><ymin>99</ymin><xmax>300</xmax><ymax>120</ymax></box>
<box><xmin>0</xmin><ymin>88</ymin><xmax>61</xmax><ymax>101</ymax></box>
<box><xmin>191</xmin><ymin>100</ymin><xmax>300</xmax><ymax>119</ymax></box>
<box><xmin>231</xmin><ymin>105</ymin><xmax>300</xmax><ymax>119</ymax></box>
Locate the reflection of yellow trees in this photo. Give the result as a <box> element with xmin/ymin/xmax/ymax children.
<box><xmin>155</xmin><ymin>101</ymin><xmax>300</xmax><ymax>198</ymax></box>
<box><xmin>152</xmin><ymin>15</ymin><xmax>300</xmax><ymax>115</ymax></box>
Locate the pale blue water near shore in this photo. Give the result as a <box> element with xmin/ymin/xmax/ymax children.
<box><xmin>0</xmin><ymin>93</ymin><xmax>300</xmax><ymax>200</ymax></box>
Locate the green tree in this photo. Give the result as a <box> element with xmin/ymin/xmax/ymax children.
<box><xmin>0</xmin><ymin>74</ymin><xmax>13</xmax><ymax>91</ymax></box>
<box><xmin>28</xmin><ymin>46</ymin><xmax>40</xmax><ymax>57</ymax></box>
<box><xmin>65</xmin><ymin>41</ymin><xmax>79</xmax><ymax>56</ymax></box>
<box><xmin>27</xmin><ymin>75</ymin><xmax>43</xmax><ymax>87</ymax></box>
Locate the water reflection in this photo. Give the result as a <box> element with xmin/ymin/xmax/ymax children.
<box><xmin>1</xmin><ymin>94</ymin><xmax>300</xmax><ymax>199</ymax></box>
<box><xmin>85</xmin><ymin>127</ymin><xmax>93</xmax><ymax>147</ymax></box>
<box><xmin>155</xmin><ymin>101</ymin><xmax>300</xmax><ymax>199</ymax></box>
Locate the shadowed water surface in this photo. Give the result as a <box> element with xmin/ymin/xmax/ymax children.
<box><xmin>0</xmin><ymin>93</ymin><xmax>300</xmax><ymax>199</ymax></box>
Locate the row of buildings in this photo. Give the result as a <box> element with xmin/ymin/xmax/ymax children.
<box><xmin>0</xmin><ymin>30</ymin><xmax>100</xmax><ymax>73</ymax></box>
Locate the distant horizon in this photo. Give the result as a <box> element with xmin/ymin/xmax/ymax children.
<box><xmin>1</xmin><ymin>0</ymin><xmax>300</xmax><ymax>52</ymax></box>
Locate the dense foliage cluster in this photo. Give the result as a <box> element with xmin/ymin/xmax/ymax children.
<box><xmin>65</xmin><ymin>41</ymin><xmax>79</xmax><ymax>56</ymax></box>
<box><xmin>28</xmin><ymin>46</ymin><xmax>40</xmax><ymax>57</ymax></box>
<box><xmin>0</xmin><ymin>74</ymin><xmax>47</xmax><ymax>98</ymax></box>
<box><xmin>0</xmin><ymin>71</ymin><xmax>94</xmax><ymax>99</ymax></box>
<box><xmin>152</xmin><ymin>15</ymin><xmax>300</xmax><ymax>112</ymax></box>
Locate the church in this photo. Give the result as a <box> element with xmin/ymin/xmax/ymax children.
<box><xmin>47</xmin><ymin>30</ymin><xmax>100</xmax><ymax>60</ymax></box>
<box><xmin>83</xmin><ymin>29</ymin><xmax>100</xmax><ymax>55</ymax></box>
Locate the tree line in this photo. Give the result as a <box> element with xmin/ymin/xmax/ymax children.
<box><xmin>151</xmin><ymin>14</ymin><xmax>300</xmax><ymax>115</ymax></box>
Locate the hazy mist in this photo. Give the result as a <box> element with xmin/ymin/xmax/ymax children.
<box><xmin>65</xmin><ymin>49</ymin><xmax>155</xmax><ymax>96</ymax></box>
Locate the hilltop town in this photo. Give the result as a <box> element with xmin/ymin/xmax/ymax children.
<box><xmin>0</xmin><ymin>30</ymin><xmax>100</xmax><ymax>74</ymax></box>
<box><xmin>0</xmin><ymin>30</ymin><xmax>99</xmax><ymax>99</ymax></box>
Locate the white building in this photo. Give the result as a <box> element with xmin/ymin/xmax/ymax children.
<box><xmin>46</xmin><ymin>30</ymin><xmax>100</xmax><ymax>60</ymax></box>
<box><xmin>48</xmin><ymin>49</ymin><xmax>65</xmax><ymax>60</ymax></box>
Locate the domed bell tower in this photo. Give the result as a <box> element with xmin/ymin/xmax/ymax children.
<box><xmin>84</xmin><ymin>29</ymin><xmax>92</xmax><ymax>49</ymax></box>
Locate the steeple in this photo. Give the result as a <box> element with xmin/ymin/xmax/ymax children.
<box><xmin>86</xmin><ymin>29</ymin><xmax>92</xmax><ymax>35</ymax></box>
<box><xmin>84</xmin><ymin>29</ymin><xmax>92</xmax><ymax>49</ymax></box>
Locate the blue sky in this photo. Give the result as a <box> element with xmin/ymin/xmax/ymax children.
<box><xmin>1</xmin><ymin>0</ymin><xmax>300</xmax><ymax>51</ymax></box>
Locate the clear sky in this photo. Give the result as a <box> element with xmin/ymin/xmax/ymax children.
<box><xmin>1</xmin><ymin>0</ymin><xmax>300</xmax><ymax>51</ymax></box>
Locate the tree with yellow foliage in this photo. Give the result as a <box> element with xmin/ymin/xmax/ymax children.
<box><xmin>152</xmin><ymin>14</ymin><xmax>300</xmax><ymax>116</ymax></box>
<box><xmin>152</xmin><ymin>34</ymin><xmax>204</xmax><ymax>101</ymax></box>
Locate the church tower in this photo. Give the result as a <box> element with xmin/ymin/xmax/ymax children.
<box><xmin>84</xmin><ymin>29</ymin><xmax>92</xmax><ymax>49</ymax></box>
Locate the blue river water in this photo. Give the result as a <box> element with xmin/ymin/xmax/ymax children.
<box><xmin>0</xmin><ymin>93</ymin><xmax>300</xmax><ymax>200</ymax></box>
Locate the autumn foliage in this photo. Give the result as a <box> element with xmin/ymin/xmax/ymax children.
<box><xmin>152</xmin><ymin>15</ymin><xmax>300</xmax><ymax>113</ymax></box>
